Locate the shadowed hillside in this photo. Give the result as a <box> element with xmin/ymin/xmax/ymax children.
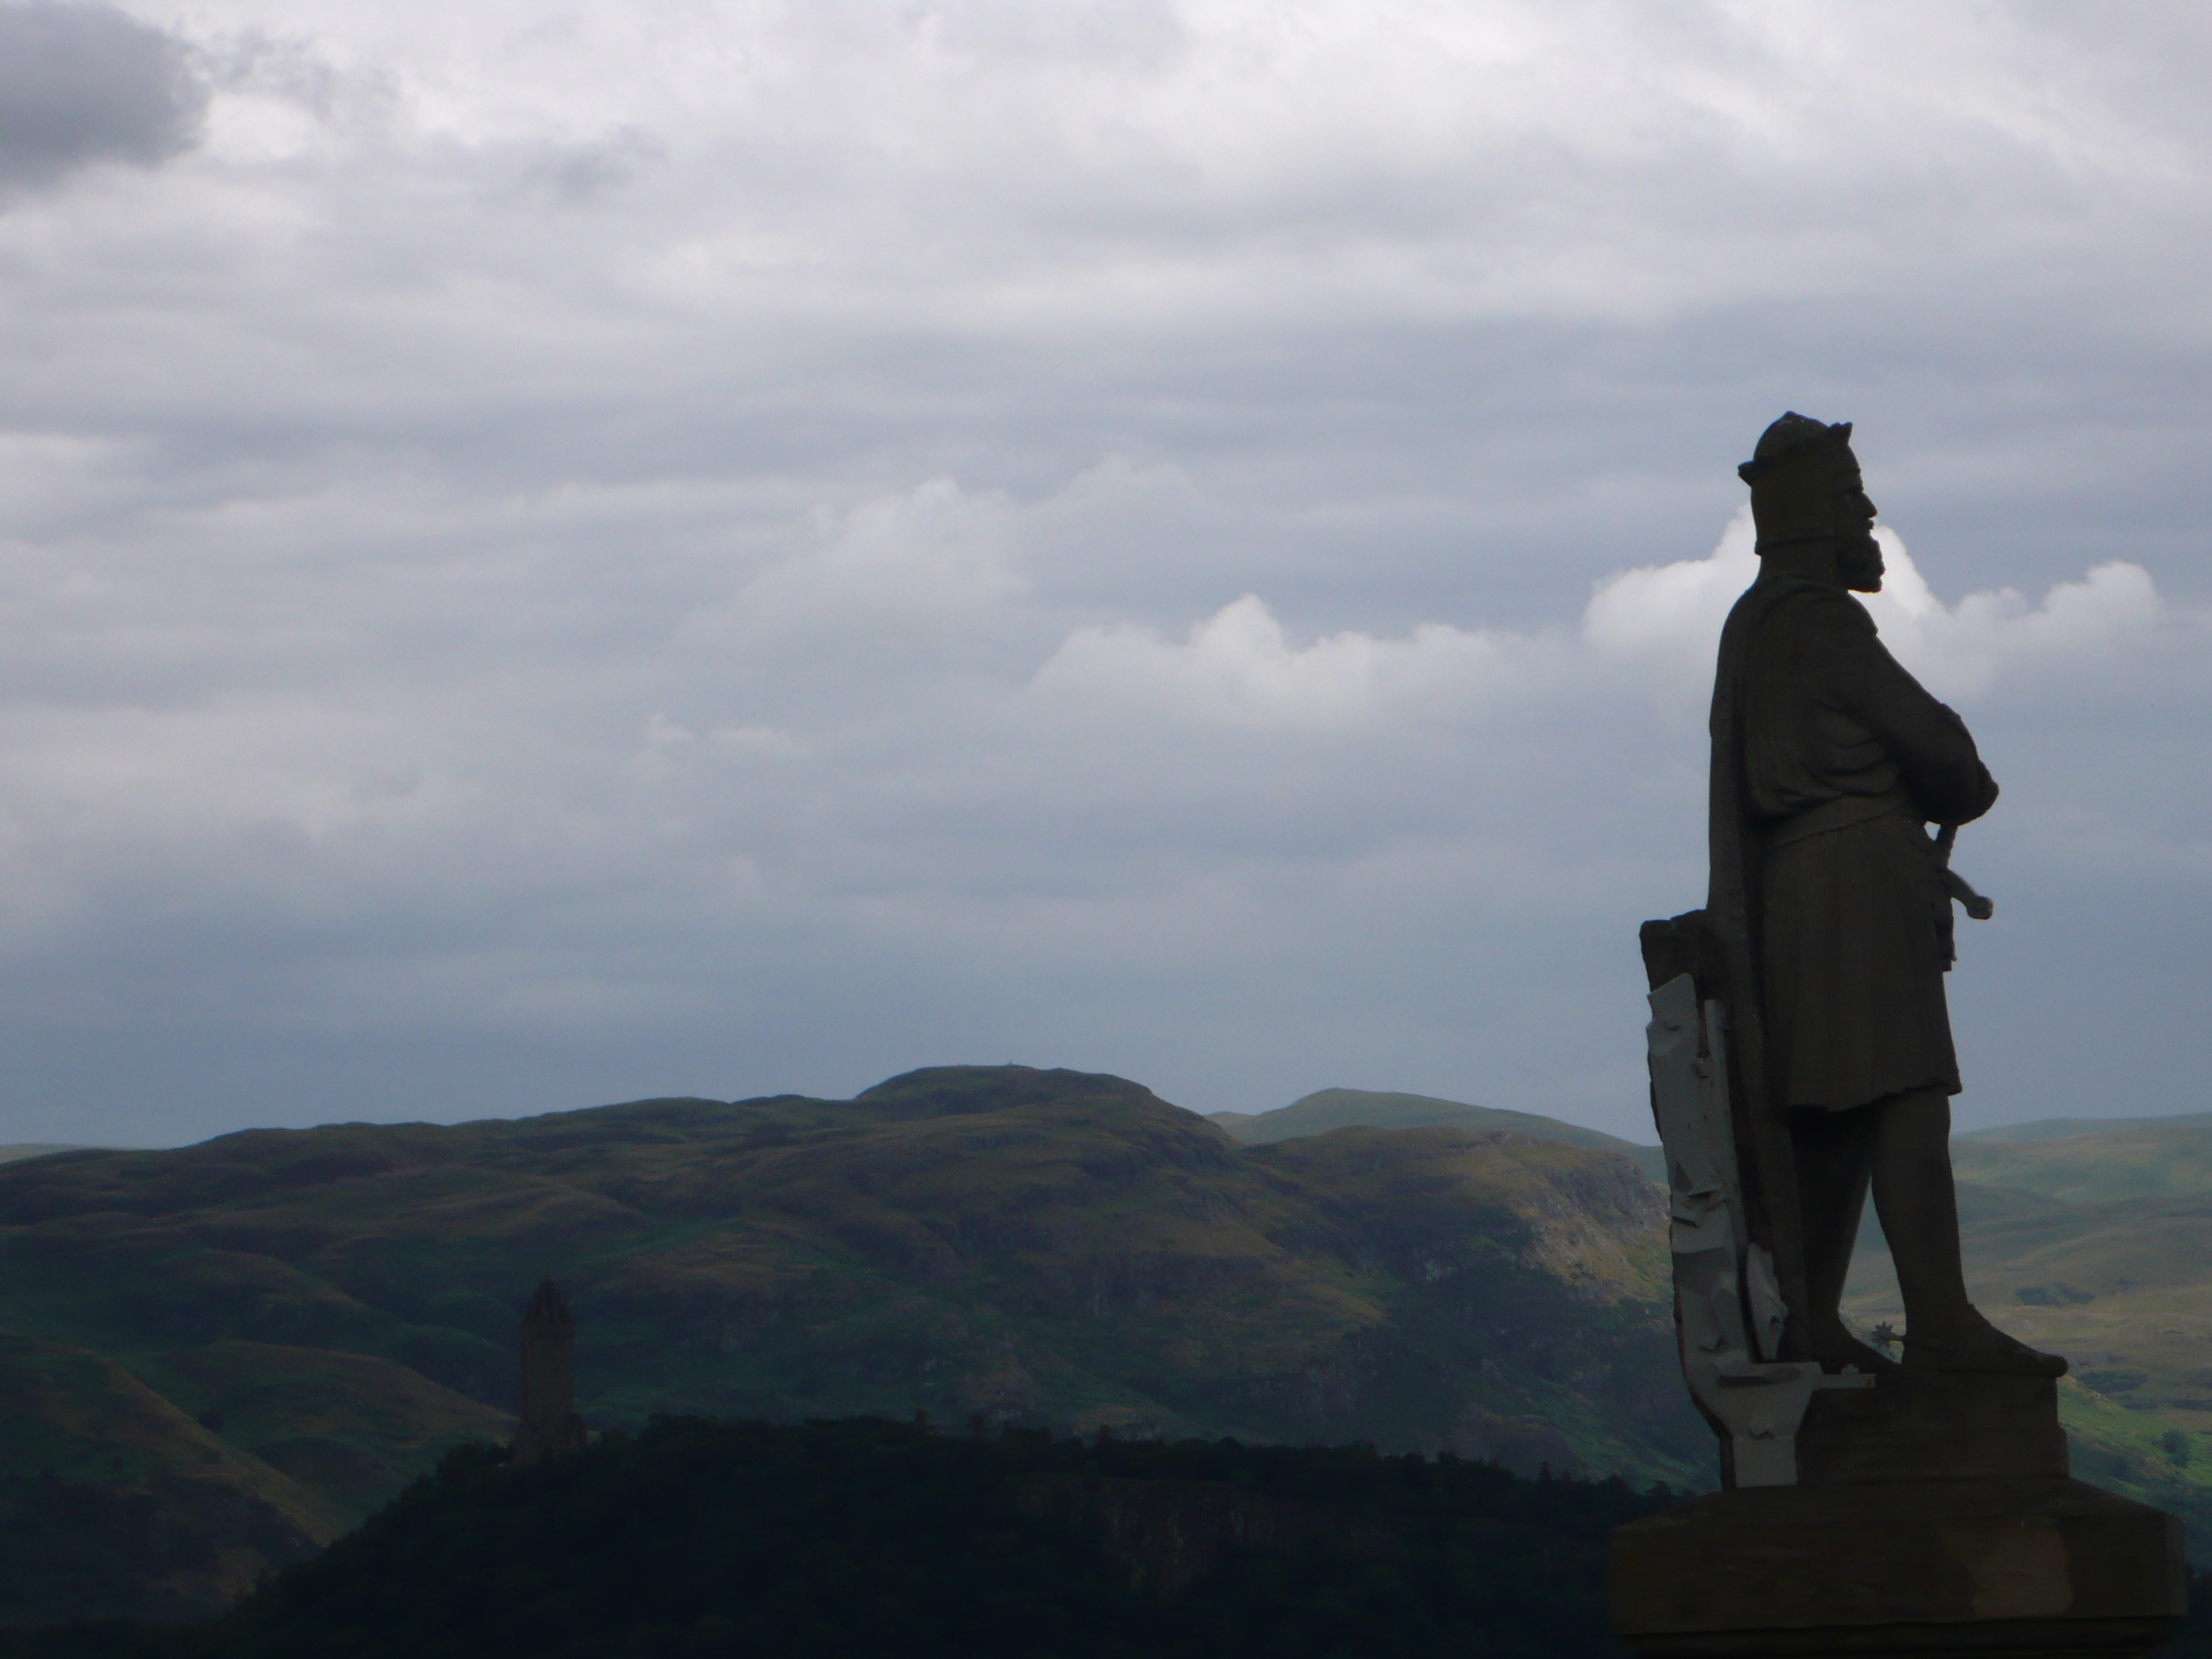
<box><xmin>0</xmin><ymin>1418</ymin><xmax>1674</xmax><ymax>1659</ymax></box>
<box><xmin>0</xmin><ymin>1066</ymin><xmax>1707</xmax><ymax>1624</ymax></box>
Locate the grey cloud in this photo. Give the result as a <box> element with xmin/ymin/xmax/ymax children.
<box><xmin>0</xmin><ymin>1</ymin><xmax>205</xmax><ymax>188</ymax></box>
<box><xmin>0</xmin><ymin>1</ymin><xmax>2209</xmax><ymax>1148</ymax></box>
<box><xmin>515</xmin><ymin>126</ymin><xmax>667</xmax><ymax>206</ymax></box>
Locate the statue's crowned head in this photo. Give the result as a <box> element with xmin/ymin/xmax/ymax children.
<box><xmin>1738</xmin><ymin>412</ymin><xmax>1882</xmax><ymax>590</ymax></box>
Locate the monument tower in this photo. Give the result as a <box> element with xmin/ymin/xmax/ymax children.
<box><xmin>1608</xmin><ymin>416</ymin><xmax>2183</xmax><ymax>1658</ymax></box>
<box><xmin>513</xmin><ymin>1274</ymin><xmax>589</xmax><ymax>1468</ymax></box>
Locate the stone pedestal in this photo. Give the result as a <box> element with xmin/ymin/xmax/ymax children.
<box><xmin>1610</xmin><ymin>1375</ymin><xmax>2185</xmax><ymax>1658</ymax></box>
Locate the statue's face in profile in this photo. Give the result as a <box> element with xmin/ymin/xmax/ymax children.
<box><xmin>1835</xmin><ymin>471</ymin><xmax>1883</xmax><ymax>593</ymax></box>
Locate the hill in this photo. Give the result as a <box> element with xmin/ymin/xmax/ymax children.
<box><xmin>1949</xmin><ymin>1123</ymin><xmax>2212</xmax><ymax>1204</ymax></box>
<box><xmin>1958</xmin><ymin>1114</ymin><xmax>2212</xmax><ymax>1146</ymax></box>
<box><xmin>0</xmin><ymin>1066</ymin><xmax>1706</xmax><ymax>1624</ymax></box>
<box><xmin>1208</xmin><ymin>1091</ymin><xmax>1666</xmax><ymax>1182</ymax></box>
<box><xmin>1845</xmin><ymin>1112</ymin><xmax>2212</xmax><ymax>1551</ymax></box>
<box><xmin>0</xmin><ymin>1417</ymin><xmax>1673</xmax><ymax>1659</ymax></box>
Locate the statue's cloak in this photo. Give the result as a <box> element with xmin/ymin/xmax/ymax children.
<box><xmin>1705</xmin><ymin>575</ymin><xmax>1814</xmax><ymax>1357</ymax></box>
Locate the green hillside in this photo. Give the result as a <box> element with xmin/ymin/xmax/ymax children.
<box><xmin>37</xmin><ymin>1075</ymin><xmax>2212</xmax><ymax>1629</ymax></box>
<box><xmin>0</xmin><ymin>1066</ymin><xmax>1706</xmax><ymax>1624</ymax></box>
<box><xmin>1959</xmin><ymin>1113</ymin><xmax>2212</xmax><ymax>1146</ymax></box>
<box><xmin>1209</xmin><ymin>1090</ymin><xmax>1667</xmax><ymax>1182</ymax></box>
<box><xmin>1949</xmin><ymin>1123</ymin><xmax>2212</xmax><ymax>1204</ymax></box>
<box><xmin>1845</xmin><ymin>1112</ymin><xmax>2212</xmax><ymax>1551</ymax></box>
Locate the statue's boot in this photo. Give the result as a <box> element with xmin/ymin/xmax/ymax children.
<box><xmin>1903</xmin><ymin>1306</ymin><xmax>2067</xmax><ymax>1377</ymax></box>
<box><xmin>1808</xmin><ymin>1322</ymin><xmax>1902</xmax><ymax>1378</ymax></box>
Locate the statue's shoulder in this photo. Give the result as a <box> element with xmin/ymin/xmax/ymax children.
<box><xmin>1734</xmin><ymin>575</ymin><xmax>1873</xmax><ymax>635</ymax></box>
<box><xmin>1796</xmin><ymin>582</ymin><xmax>1878</xmax><ymax>634</ymax></box>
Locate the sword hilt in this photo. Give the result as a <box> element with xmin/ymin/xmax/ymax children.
<box><xmin>1933</xmin><ymin>823</ymin><xmax>1993</xmax><ymax>920</ymax></box>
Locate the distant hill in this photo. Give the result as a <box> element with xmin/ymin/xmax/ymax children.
<box><xmin>1947</xmin><ymin>1121</ymin><xmax>2212</xmax><ymax>1205</ymax></box>
<box><xmin>1959</xmin><ymin>1112</ymin><xmax>2212</xmax><ymax>1146</ymax></box>
<box><xmin>1208</xmin><ymin>1089</ymin><xmax>1667</xmax><ymax>1183</ymax></box>
<box><xmin>0</xmin><ymin>1066</ymin><xmax>1705</xmax><ymax>1623</ymax></box>
<box><xmin>1845</xmin><ymin>1109</ymin><xmax>2212</xmax><ymax>1554</ymax></box>
<box><xmin>0</xmin><ymin>1148</ymin><xmax>94</xmax><ymax>1167</ymax></box>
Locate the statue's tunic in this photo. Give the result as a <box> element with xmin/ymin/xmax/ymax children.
<box><xmin>1712</xmin><ymin>573</ymin><xmax>1998</xmax><ymax>1114</ymax></box>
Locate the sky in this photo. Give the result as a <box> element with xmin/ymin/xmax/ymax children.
<box><xmin>1</xmin><ymin>0</ymin><xmax>2209</xmax><ymax>1148</ymax></box>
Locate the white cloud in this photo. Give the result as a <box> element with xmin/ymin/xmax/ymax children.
<box><xmin>1865</xmin><ymin>554</ymin><xmax>2168</xmax><ymax>699</ymax></box>
<box><xmin>1580</xmin><ymin>508</ymin><xmax>1760</xmax><ymax>667</ymax></box>
<box><xmin>1580</xmin><ymin>512</ymin><xmax>2175</xmax><ymax>704</ymax></box>
<box><xmin>1031</xmin><ymin>596</ymin><xmax>1543</xmax><ymax>731</ymax></box>
<box><xmin>1029</xmin><ymin>510</ymin><xmax>2176</xmax><ymax>737</ymax></box>
<box><xmin>719</xmin><ymin>479</ymin><xmax>1026</xmax><ymax>639</ymax></box>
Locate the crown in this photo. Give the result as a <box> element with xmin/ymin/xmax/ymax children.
<box><xmin>1737</xmin><ymin>413</ymin><xmax>1854</xmax><ymax>486</ymax></box>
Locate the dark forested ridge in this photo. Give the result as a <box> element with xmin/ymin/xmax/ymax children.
<box><xmin>0</xmin><ymin>1417</ymin><xmax>1674</xmax><ymax>1659</ymax></box>
<box><xmin>0</xmin><ymin>1064</ymin><xmax>1708</xmax><ymax>1623</ymax></box>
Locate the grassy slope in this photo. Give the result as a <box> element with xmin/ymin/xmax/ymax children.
<box><xmin>1959</xmin><ymin>1113</ymin><xmax>2212</xmax><ymax>1146</ymax></box>
<box><xmin>24</xmin><ymin>1077</ymin><xmax>2212</xmax><ymax>1609</ymax></box>
<box><xmin>1209</xmin><ymin>1089</ymin><xmax>1668</xmax><ymax>1182</ymax></box>
<box><xmin>0</xmin><ymin>1067</ymin><xmax>1707</xmax><ymax>1623</ymax></box>
<box><xmin>0</xmin><ymin>1333</ymin><xmax>350</xmax><ymax>1622</ymax></box>
<box><xmin>1951</xmin><ymin>1125</ymin><xmax>2212</xmax><ymax>1203</ymax></box>
<box><xmin>1845</xmin><ymin>1115</ymin><xmax>2212</xmax><ymax>1553</ymax></box>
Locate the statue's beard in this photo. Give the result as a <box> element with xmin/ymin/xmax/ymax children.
<box><xmin>1837</xmin><ymin>533</ymin><xmax>1884</xmax><ymax>593</ymax></box>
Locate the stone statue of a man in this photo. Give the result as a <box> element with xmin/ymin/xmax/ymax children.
<box><xmin>1712</xmin><ymin>413</ymin><xmax>2063</xmax><ymax>1378</ymax></box>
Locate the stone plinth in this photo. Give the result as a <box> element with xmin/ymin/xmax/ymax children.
<box><xmin>1797</xmin><ymin>1373</ymin><xmax>2069</xmax><ymax>1486</ymax></box>
<box><xmin>1611</xmin><ymin>1375</ymin><xmax>2185</xmax><ymax>1658</ymax></box>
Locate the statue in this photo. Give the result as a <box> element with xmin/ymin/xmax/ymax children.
<box><xmin>1610</xmin><ymin>418</ymin><xmax>2181</xmax><ymax>1658</ymax></box>
<box><xmin>1712</xmin><ymin>412</ymin><xmax>2063</xmax><ymax>1381</ymax></box>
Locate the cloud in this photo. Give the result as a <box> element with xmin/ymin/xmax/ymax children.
<box><xmin>1861</xmin><ymin>553</ymin><xmax>2167</xmax><ymax>700</ymax></box>
<box><xmin>723</xmin><ymin>480</ymin><xmax>1028</xmax><ymax>640</ymax></box>
<box><xmin>1581</xmin><ymin>511</ymin><xmax>2174</xmax><ymax>698</ymax></box>
<box><xmin>0</xmin><ymin>1</ymin><xmax>205</xmax><ymax>188</ymax></box>
<box><xmin>0</xmin><ymin>1</ymin><xmax>2211</xmax><ymax>1149</ymax></box>
<box><xmin>1032</xmin><ymin>598</ymin><xmax>1539</xmax><ymax>732</ymax></box>
<box><xmin>1580</xmin><ymin>509</ymin><xmax>1760</xmax><ymax>666</ymax></box>
<box><xmin>1031</xmin><ymin>510</ymin><xmax>2174</xmax><ymax>737</ymax></box>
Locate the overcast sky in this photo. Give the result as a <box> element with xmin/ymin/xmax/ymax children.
<box><xmin>1</xmin><ymin>0</ymin><xmax>2209</xmax><ymax>1147</ymax></box>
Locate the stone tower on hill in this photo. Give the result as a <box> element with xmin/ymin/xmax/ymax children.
<box><xmin>513</xmin><ymin>1275</ymin><xmax>588</xmax><ymax>1467</ymax></box>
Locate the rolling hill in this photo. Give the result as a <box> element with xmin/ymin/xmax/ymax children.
<box><xmin>0</xmin><ymin>1066</ymin><xmax>1706</xmax><ymax>1624</ymax></box>
<box><xmin>1846</xmin><ymin>1115</ymin><xmax>2212</xmax><ymax>1550</ymax></box>
<box><xmin>1949</xmin><ymin>1121</ymin><xmax>2212</xmax><ymax>1204</ymax></box>
<box><xmin>1208</xmin><ymin>1090</ymin><xmax>1667</xmax><ymax>1182</ymax></box>
<box><xmin>1221</xmin><ymin>1091</ymin><xmax>2212</xmax><ymax>1556</ymax></box>
<box><xmin>27</xmin><ymin>1064</ymin><xmax>2212</xmax><ymax>1627</ymax></box>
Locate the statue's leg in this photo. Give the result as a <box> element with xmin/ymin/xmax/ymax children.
<box><xmin>1867</xmin><ymin>1086</ymin><xmax>1970</xmax><ymax>1332</ymax></box>
<box><xmin>1790</xmin><ymin>1107</ymin><xmax>1891</xmax><ymax>1369</ymax></box>
<box><xmin>1871</xmin><ymin>1085</ymin><xmax>2067</xmax><ymax>1376</ymax></box>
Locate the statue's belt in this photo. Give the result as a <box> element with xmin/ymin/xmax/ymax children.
<box><xmin>1761</xmin><ymin>792</ymin><xmax>1916</xmax><ymax>851</ymax></box>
